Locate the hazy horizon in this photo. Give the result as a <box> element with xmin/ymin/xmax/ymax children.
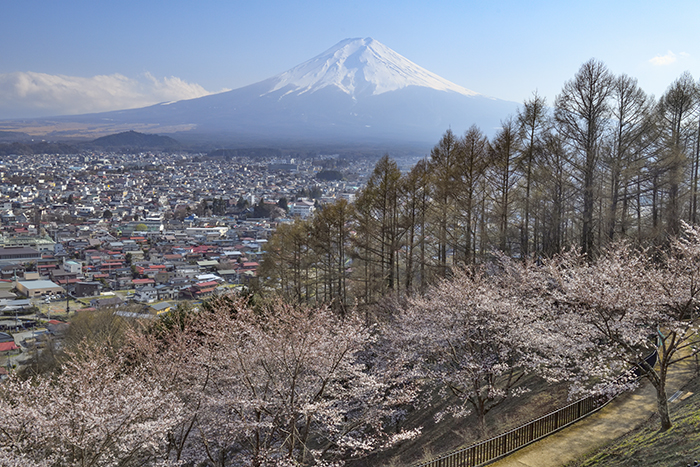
<box><xmin>1</xmin><ymin>0</ymin><xmax>699</xmax><ymax>120</ymax></box>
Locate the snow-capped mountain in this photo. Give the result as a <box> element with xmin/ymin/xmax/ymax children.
<box><xmin>264</xmin><ymin>37</ymin><xmax>478</xmax><ymax>99</ymax></box>
<box><xmin>21</xmin><ymin>38</ymin><xmax>519</xmax><ymax>148</ymax></box>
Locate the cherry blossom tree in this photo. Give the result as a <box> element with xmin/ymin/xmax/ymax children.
<box><xmin>519</xmin><ymin>247</ymin><xmax>658</xmax><ymax>388</ymax></box>
<box><xmin>390</xmin><ymin>267</ymin><xmax>530</xmax><ymax>434</ymax></box>
<box><xmin>517</xmin><ymin>235</ymin><xmax>700</xmax><ymax>431</ymax></box>
<box><xmin>0</xmin><ymin>344</ymin><xmax>183</xmax><ymax>467</ymax></box>
<box><xmin>130</xmin><ymin>296</ymin><xmax>419</xmax><ymax>466</ymax></box>
<box><xmin>652</xmin><ymin>223</ymin><xmax>700</xmax><ymax>429</ymax></box>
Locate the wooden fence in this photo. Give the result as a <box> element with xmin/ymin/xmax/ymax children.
<box><xmin>414</xmin><ymin>349</ymin><xmax>658</xmax><ymax>467</ymax></box>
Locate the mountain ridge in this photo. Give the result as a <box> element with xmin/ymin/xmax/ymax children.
<box><xmin>0</xmin><ymin>38</ymin><xmax>518</xmax><ymax>150</ymax></box>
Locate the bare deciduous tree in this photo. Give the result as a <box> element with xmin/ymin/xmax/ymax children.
<box><xmin>555</xmin><ymin>59</ymin><xmax>614</xmax><ymax>256</ymax></box>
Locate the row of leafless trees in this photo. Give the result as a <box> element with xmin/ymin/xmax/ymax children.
<box><xmin>261</xmin><ymin>60</ymin><xmax>700</xmax><ymax>310</ymax></box>
<box><xmin>4</xmin><ymin>226</ymin><xmax>700</xmax><ymax>466</ymax></box>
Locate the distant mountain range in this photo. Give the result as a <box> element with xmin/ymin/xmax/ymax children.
<box><xmin>0</xmin><ymin>130</ymin><xmax>181</xmax><ymax>156</ymax></box>
<box><xmin>0</xmin><ymin>38</ymin><xmax>519</xmax><ymax>151</ymax></box>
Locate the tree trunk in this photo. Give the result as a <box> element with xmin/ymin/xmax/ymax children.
<box><xmin>654</xmin><ymin>378</ymin><xmax>672</xmax><ymax>431</ymax></box>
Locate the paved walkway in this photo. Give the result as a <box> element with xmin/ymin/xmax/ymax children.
<box><xmin>488</xmin><ymin>357</ymin><xmax>697</xmax><ymax>467</ymax></box>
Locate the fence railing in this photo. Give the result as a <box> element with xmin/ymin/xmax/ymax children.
<box><xmin>413</xmin><ymin>394</ymin><xmax>607</xmax><ymax>467</ymax></box>
<box><xmin>414</xmin><ymin>349</ymin><xmax>658</xmax><ymax>467</ymax></box>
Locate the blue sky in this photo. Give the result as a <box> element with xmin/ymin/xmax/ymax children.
<box><xmin>1</xmin><ymin>0</ymin><xmax>699</xmax><ymax>119</ymax></box>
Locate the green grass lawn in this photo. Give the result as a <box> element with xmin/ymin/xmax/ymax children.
<box><xmin>569</xmin><ymin>367</ymin><xmax>700</xmax><ymax>467</ymax></box>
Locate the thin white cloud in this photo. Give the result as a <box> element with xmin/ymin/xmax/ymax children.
<box><xmin>0</xmin><ymin>71</ymin><xmax>222</xmax><ymax>119</ymax></box>
<box><xmin>649</xmin><ymin>51</ymin><xmax>678</xmax><ymax>66</ymax></box>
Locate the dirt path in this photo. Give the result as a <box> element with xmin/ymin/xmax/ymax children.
<box><xmin>488</xmin><ymin>358</ymin><xmax>697</xmax><ymax>467</ymax></box>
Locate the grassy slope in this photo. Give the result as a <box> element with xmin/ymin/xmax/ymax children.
<box><xmin>568</xmin><ymin>369</ymin><xmax>700</xmax><ymax>467</ymax></box>
<box><xmin>353</xmin><ymin>374</ymin><xmax>570</xmax><ymax>466</ymax></box>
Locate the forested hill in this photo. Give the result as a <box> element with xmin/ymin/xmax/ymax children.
<box><xmin>0</xmin><ymin>130</ymin><xmax>181</xmax><ymax>155</ymax></box>
<box><xmin>0</xmin><ymin>130</ymin><xmax>31</xmax><ymax>142</ymax></box>
<box><xmin>0</xmin><ymin>141</ymin><xmax>78</xmax><ymax>156</ymax></box>
<box><xmin>87</xmin><ymin>130</ymin><xmax>181</xmax><ymax>150</ymax></box>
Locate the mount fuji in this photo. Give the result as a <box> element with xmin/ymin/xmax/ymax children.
<box><xmin>7</xmin><ymin>38</ymin><xmax>519</xmax><ymax>149</ymax></box>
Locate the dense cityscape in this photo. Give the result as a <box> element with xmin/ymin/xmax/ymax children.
<box><xmin>0</xmin><ymin>151</ymin><xmax>381</xmax><ymax>370</ymax></box>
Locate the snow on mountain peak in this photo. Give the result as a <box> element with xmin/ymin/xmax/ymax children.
<box><xmin>264</xmin><ymin>37</ymin><xmax>479</xmax><ymax>99</ymax></box>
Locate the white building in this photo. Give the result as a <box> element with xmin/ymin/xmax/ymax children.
<box><xmin>185</xmin><ymin>227</ymin><xmax>229</xmax><ymax>237</ymax></box>
<box><xmin>63</xmin><ymin>260</ymin><xmax>82</xmax><ymax>274</ymax></box>
<box><xmin>16</xmin><ymin>280</ymin><xmax>64</xmax><ymax>298</ymax></box>
<box><xmin>290</xmin><ymin>198</ymin><xmax>316</xmax><ymax>218</ymax></box>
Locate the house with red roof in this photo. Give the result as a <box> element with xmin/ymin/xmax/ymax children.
<box><xmin>0</xmin><ymin>341</ymin><xmax>20</xmax><ymax>355</ymax></box>
<box><xmin>183</xmin><ymin>280</ymin><xmax>219</xmax><ymax>299</ymax></box>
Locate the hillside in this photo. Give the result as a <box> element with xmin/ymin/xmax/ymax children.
<box><xmin>0</xmin><ymin>141</ymin><xmax>78</xmax><ymax>156</ymax></box>
<box><xmin>0</xmin><ymin>131</ymin><xmax>182</xmax><ymax>155</ymax></box>
<box><xmin>87</xmin><ymin>130</ymin><xmax>181</xmax><ymax>150</ymax></box>
<box><xmin>569</xmin><ymin>372</ymin><xmax>700</xmax><ymax>466</ymax></box>
<box><xmin>357</xmin><ymin>374</ymin><xmax>570</xmax><ymax>466</ymax></box>
<box><xmin>0</xmin><ymin>130</ymin><xmax>31</xmax><ymax>142</ymax></box>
